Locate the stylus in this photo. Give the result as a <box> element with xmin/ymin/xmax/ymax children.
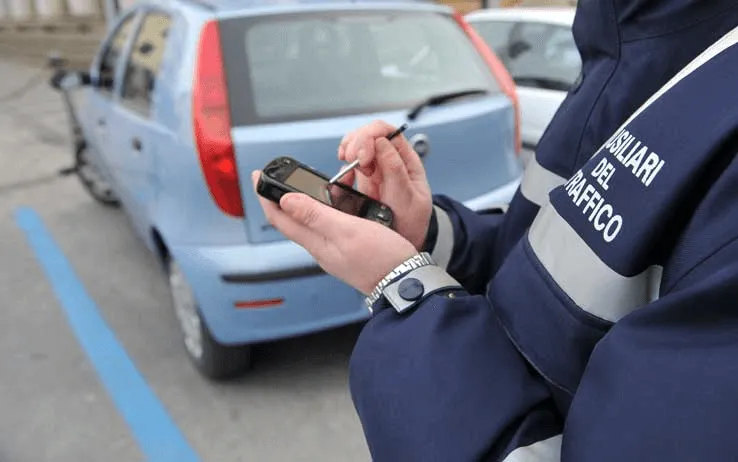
<box><xmin>328</xmin><ymin>123</ymin><xmax>409</xmax><ymax>185</ymax></box>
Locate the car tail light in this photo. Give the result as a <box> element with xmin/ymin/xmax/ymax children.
<box><xmin>193</xmin><ymin>20</ymin><xmax>244</xmax><ymax>217</ymax></box>
<box><xmin>453</xmin><ymin>12</ymin><xmax>523</xmax><ymax>155</ymax></box>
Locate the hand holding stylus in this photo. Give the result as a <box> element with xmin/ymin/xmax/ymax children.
<box><xmin>330</xmin><ymin>123</ymin><xmax>409</xmax><ymax>185</ymax></box>
<box><xmin>336</xmin><ymin>121</ymin><xmax>433</xmax><ymax>251</ymax></box>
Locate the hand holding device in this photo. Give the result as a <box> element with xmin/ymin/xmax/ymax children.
<box><xmin>256</xmin><ymin>156</ymin><xmax>395</xmax><ymax>229</ymax></box>
<box><xmin>252</xmin><ymin>171</ymin><xmax>418</xmax><ymax>296</ymax></box>
<box><xmin>337</xmin><ymin>120</ymin><xmax>433</xmax><ymax>251</ymax></box>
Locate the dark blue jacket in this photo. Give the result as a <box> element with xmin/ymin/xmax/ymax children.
<box><xmin>349</xmin><ymin>1</ymin><xmax>738</xmax><ymax>460</ymax></box>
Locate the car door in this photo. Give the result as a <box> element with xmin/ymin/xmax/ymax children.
<box><xmin>505</xmin><ymin>21</ymin><xmax>581</xmax><ymax>148</ymax></box>
<box><xmin>85</xmin><ymin>11</ymin><xmax>140</xmax><ymax>186</ymax></box>
<box><xmin>106</xmin><ymin>11</ymin><xmax>173</xmax><ymax>239</ymax></box>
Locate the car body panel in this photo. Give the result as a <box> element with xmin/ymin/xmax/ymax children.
<box><xmin>516</xmin><ymin>86</ymin><xmax>568</xmax><ymax>150</ymax></box>
<box><xmin>70</xmin><ymin>0</ymin><xmax>522</xmax><ymax>345</ymax></box>
<box><xmin>466</xmin><ymin>7</ymin><xmax>575</xmax><ymax>28</ymax></box>
<box><xmin>167</xmin><ymin>243</ymin><xmax>369</xmax><ymax>345</ymax></box>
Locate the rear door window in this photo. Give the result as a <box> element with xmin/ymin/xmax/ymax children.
<box><xmin>97</xmin><ymin>13</ymin><xmax>137</xmax><ymax>95</ymax></box>
<box><xmin>120</xmin><ymin>12</ymin><xmax>172</xmax><ymax>117</ymax></box>
<box><xmin>470</xmin><ymin>19</ymin><xmax>517</xmax><ymax>62</ymax></box>
<box><xmin>219</xmin><ymin>11</ymin><xmax>500</xmax><ymax>125</ymax></box>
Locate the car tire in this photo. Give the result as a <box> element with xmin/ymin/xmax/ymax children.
<box><xmin>75</xmin><ymin>141</ymin><xmax>120</xmax><ymax>207</ymax></box>
<box><xmin>166</xmin><ymin>257</ymin><xmax>253</xmax><ymax>381</ymax></box>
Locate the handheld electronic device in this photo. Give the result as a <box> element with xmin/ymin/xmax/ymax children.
<box><xmin>257</xmin><ymin>156</ymin><xmax>394</xmax><ymax>228</ymax></box>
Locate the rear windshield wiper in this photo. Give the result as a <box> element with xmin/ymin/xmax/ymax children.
<box><xmin>407</xmin><ymin>89</ymin><xmax>489</xmax><ymax>121</ymax></box>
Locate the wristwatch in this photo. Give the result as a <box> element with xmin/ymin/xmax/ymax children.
<box><xmin>365</xmin><ymin>253</ymin><xmax>435</xmax><ymax>311</ymax></box>
<box><xmin>365</xmin><ymin>252</ymin><xmax>464</xmax><ymax>314</ymax></box>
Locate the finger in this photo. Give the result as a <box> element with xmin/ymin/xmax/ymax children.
<box><xmin>280</xmin><ymin>192</ymin><xmax>356</xmax><ymax>239</ymax></box>
<box><xmin>345</xmin><ymin>120</ymin><xmax>398</xmax><ymax>166</ymax></box>
<box><xmin>359</xmin><ymin>175</ymin><xmax>380</xmax><ymax>200</ymax></box>
<box><xmin>337</xmin><ymin>168</ymin><xmax>356</xmax><ymax>188</ymax></box>
<box><xmin>342</xmin><ymin>168</ymin><xmax>380</xmax><ymax>201</ymax></box>
<box><xmin>257</xmin><ymin>192</ymin><xmax>324</xmax><ymax>250</ymax></box>
<box><xmin>251</xmin><ymin>170</ymin><xmax>261</xmax><ymax>191</ymax></box>
<box><xmin>375</xmin><ymin>138</ymin><xmax>412</xmax><ymax>185</ymax></box>
<box><xmin>338</xmin><ymin>132</ymin><xmax>353</xmax><ymax>161</ymax></box>
<box><xmin>390</xmin><ymin>136</ymin><xmax>426</xmax><ymax>179</ymax></box>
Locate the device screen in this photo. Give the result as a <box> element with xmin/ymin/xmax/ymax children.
<box><xmin>283</xmin><ymin>167</ymin><xmax>369</xmax><ymax>216</ymax></box>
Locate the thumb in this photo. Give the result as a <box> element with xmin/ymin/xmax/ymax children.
<box><xmin>280</xmin><ymin>192</ymin><xmax>343</xmax><ymax>236</ymax></box>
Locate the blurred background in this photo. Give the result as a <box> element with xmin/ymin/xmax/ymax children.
<box><xmin>0</xmin><ymin>0</ymin><xmax>576</xmax><ymax>68</ymax></box>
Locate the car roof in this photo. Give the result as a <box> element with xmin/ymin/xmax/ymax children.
<box><xmin>465</xmin><ymin>7</ymin><xmax>575</xmax><ymax>26</ymax></box>
<box><xmin>172</xmin><ymin>0</ymin><xmax>447</xmax><ymax>14</ymax></box>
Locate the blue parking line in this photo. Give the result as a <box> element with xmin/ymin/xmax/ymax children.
<box><xmin>14</xmin><ymin>207</ymin><xmax>200</xmax><ymax>462</ymax></box>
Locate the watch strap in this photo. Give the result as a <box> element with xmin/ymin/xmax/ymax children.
<box><xmin>383</xmin><ymin>265</ymin><xmax>463</xmax><ymax>314</ymax></box>
<box><xmin>365</xmin><ymin>252</ymin><xmax>435</xmax><ymax>311</ymax></box>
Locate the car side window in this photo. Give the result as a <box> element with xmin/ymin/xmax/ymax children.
<box><xmin>505</xmin><ymin>22</ymin><xmax>581</xmax><ymax>92</ymax></box>
<box><xmin>97</xmin><ymin>14</ymin><xmax>137</xmax><ymax>96</ymax></box>
<box><xmin>544</xmin><ymin>26</ymin><xmax>581</xmax><ymax>86</ymax></box>
<box><xmin>120</xmin><ymin>13</ymin><xmax>172</xmax><ymax>117</ymax></box>
<box><xmin>470</xmin><ymin>20</ymin><xmax>517</xmax><ymax>68</ymax></box>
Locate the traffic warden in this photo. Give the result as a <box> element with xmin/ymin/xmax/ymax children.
<box><xmin>253</xmin><ymin>0</ymin><xmax>738</xmax><ymax>460</ymax></box>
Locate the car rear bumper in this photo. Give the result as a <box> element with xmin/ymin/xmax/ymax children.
<box><xmin>168</xmin><ymin>179</ymin><xmax>521</xmax><ymax>345</ymax></box>
<box><xmin>168</xmin><ymin>242</ymin><xmax>368</xmax><ymax>345</ymax></box>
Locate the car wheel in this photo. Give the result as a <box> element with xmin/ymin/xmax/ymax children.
<box><xmin>75</xmin><ymin>141</ymin><xmax>120</xmax><ymax>207</ymax></box>
<box><xmin>167</xmin><ymin>257</ymin><xmax>253</xmax><ymax>380</ymax></box>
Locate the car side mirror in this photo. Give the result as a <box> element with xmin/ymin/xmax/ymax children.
<box><xmin>47</xmin><ymin>52</ymin><xmax>68</xmax><ymax>70</ymax></box>
<box><xmin>50</xmin><ymin>69</ymin><xmax>91</xmax><ymax>91</ymax></box>
<box><xmin>508</xmin><ymin>40</ymin><xmax>532</xmax><ymax>59</ymax></box>
<box><xmin>47</xmin><ymin>50</ymin><xmax>91</xmax><ymax>91</ymax></box>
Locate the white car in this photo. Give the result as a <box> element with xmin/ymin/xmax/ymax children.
<box><xmin>466</xmin><ymin>7</ymin><xmax>579</xmax><ymax>151</ymax></box>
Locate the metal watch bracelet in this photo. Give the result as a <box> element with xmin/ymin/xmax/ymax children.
<box><xmin>365</xmin><ymin>252</ymin><xmax>435</xmax><ymax>310</ymax></box>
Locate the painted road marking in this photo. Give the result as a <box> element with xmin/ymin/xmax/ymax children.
<box><xmin>14</xmin><ymin>207</ymin><xmax>200</xmax><ymax>462</ymax></box>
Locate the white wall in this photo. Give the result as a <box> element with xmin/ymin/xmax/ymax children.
<box><xmin>68</xmin><ymin>0</ymin><xmax>98</xmax><ymax>15</ymax></box>
<box><xmin>34</xmin><ymin>0</ymin><xmax>64</xmax><ymax>17</ymax></box>
<box><xmin>8</xmin><ymin>0</ymin><xmax>32</xmax><ymax>19</ymax></box>
<box><xmin>1</xmin><ymin>0</ymin><xmax>100</xmax><ymax>19</ymax></box>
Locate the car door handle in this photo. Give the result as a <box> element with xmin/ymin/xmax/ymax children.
<box><xmin>132</xmin><ymin>137</ymin><xmax>142</xmax><ymax>152</ymax></box>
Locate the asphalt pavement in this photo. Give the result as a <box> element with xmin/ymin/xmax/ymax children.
<box><xmin>0</xmin><ymin>60</ymin><xmax>369</xmax><ymax>462</ymax></box>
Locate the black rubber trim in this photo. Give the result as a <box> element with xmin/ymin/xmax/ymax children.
<box><xmin>421</xmin><ymin>206</ymin><xmax>439</xmax><ymax>253</ymax></box>
<box><xmin>522</xmin><ymin>141</ymin><xmax>537</xmax><ymax>152</ymax></box>
<box><xmin>221</xmin><ymin>265</ymin><xmax>325</xmax><ymax>284</ymax></box>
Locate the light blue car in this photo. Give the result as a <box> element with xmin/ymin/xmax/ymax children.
<box><xmin>51</xmin><ymin>0</ymin><xmax>523</xmax><ymax>380</ymax></box>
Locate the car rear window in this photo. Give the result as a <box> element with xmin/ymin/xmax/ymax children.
<box><xmin>218</xmin><ymin>10</ymin><xmax>500</xmax><ymax>126</ymax></box>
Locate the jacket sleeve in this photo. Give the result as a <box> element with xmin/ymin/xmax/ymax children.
<box><xmin>561</xmin><ymin>239</ymin><xmax>738</xmax><ymax>461</ymax></box>
<box><xmin>349</xmin><ymin>243</ymin><xmax>738</xmax><ymax>462</ymax></box>
<box><xmin>428</xmin><ymin>194</ymin><xmax>507</xmax><ymax>294</ymax></box>
<box><xmin>348</xmin><ymin>290</ymin><xmax>563</xmax><ymax>462</ymax></box>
